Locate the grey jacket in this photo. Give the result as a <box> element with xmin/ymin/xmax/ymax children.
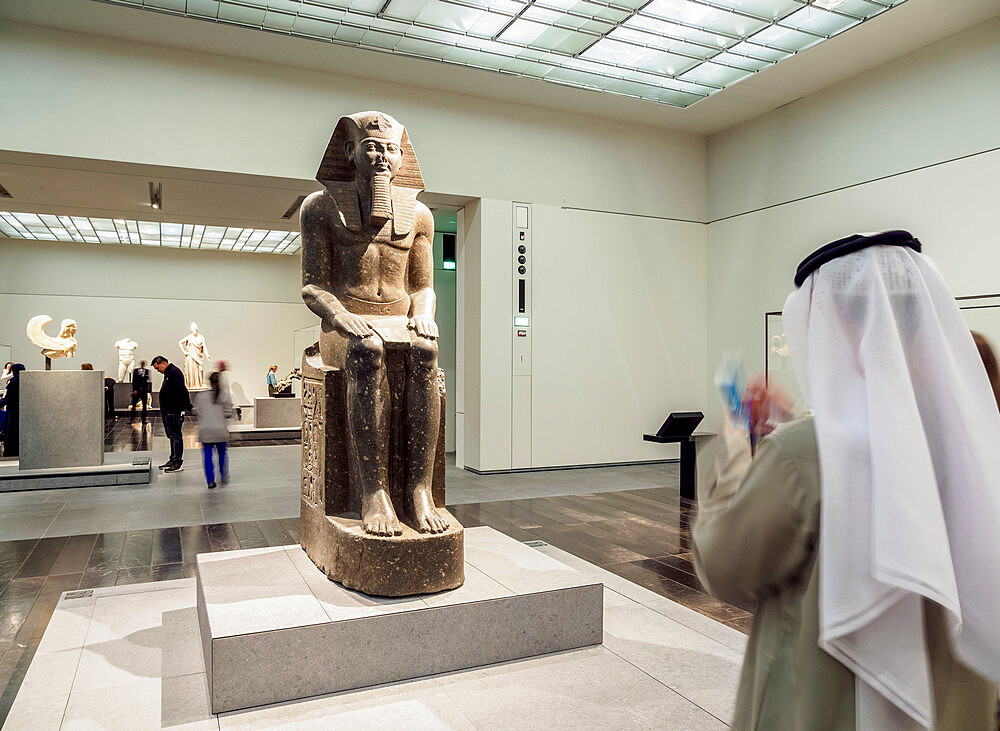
<box><xmin>693</xmin><ymin>417</ymin><xmax>997</xmax><ymax>730</ymax></box>
<box><xmin>194</xmin><ymin>389</ymin><xmax>233</xmax><ymax>444</ymax></box>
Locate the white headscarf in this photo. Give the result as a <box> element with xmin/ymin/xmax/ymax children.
<box><xmin>782</xmin><ymin>243</ymin><xmax>1000</xmax><ymax>729</ymax></box>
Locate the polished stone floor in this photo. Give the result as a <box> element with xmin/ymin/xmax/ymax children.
<box><xmin>2</xmin><ymin>542</ymin><xmax>747</xmax><ymax>730</ymax></box>
<box><xmin>0</xmin><ymin>418</ymin><xmax>752</xmax><ymax>727</ymax></box>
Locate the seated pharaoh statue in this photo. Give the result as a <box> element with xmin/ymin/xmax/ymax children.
<box><xmin>298</xmin><ymin>111</ymin><xmax>463</xmax><ymax>596</ymax></box>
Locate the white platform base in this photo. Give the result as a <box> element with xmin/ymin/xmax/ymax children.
<box><xmin>197</xmin><ymin>527</ymin><xmax>602</xmax><ymax>713</ymax></box>
<box><xmin>0</xmin><ymin>458</ymin><xmax>151</xmax><ymax>491</ymax></box>
<box><xmin>4</xmin><ymin>542</ymin><xmax>746</xmax><ymax>730</ymax></box>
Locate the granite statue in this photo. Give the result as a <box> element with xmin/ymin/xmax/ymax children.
<box><xmin>26</xmin><ymin>316</ymin><xmax>77</xmax><ymax>369</ymax></box>
<box><xmin>115</xmin><ymin>337</ymin><xmax>139</xmax><ymax>382</ymax></box>
<box><xmin>298</xmin><ymin>110</ymin><xmax>463</xmax><ymax>596</ymax></box>
<box><xmin>179</xmin><ymin>322</ymin><xmax>210</xmax><ymax>389</ymax></box>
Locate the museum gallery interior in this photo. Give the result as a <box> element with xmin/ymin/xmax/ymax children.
<box><xmin>0</xmin><ymin>0</ymin><xmax>999</xmax><ymax>728</ymax></box>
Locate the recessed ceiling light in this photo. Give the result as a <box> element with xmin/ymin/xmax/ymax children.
<box><xmin>0</xmin><ymin>210</ymin><xmax>301</xmax><ymax>255</ymax></box>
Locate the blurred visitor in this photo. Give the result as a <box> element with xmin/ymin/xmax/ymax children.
<box><xmin>152</xmin><ymin>355</ymin><xmax>191</xmax><ymax>473</ymax></box>
<box><xmin>194</xmin><ymin>371</ymin><xmax>233</xmax><ymax>489</ymax></box>
<box><xmin>103</xmin><ymin>375</ymin><xmax>116</xmax><ymax>418</ymax></box>
<box><xmin>0</xmin><ymin>362</ymin><xmax>12</xmax><ymax>396</ymax></box>
<box><xmin>80</xmin><ymin>363</ymin><xmax>94</xmax><ymax>370</ymax></box>
<box><xmin>694</xmin><ymin>232</ymin><xmax>999</xmax><ymax>730</ymax></box>
<box><xmin>0</xmin><ymin>364</ymin><xmax>25</xmax><ymax>458</ymax></box>
<box><xmin>266</xmin><ymin>364</ymin><xmax>278</xmax><ymax>396</ymax></box>
<box><xmin>130</xmin><ymin>359</ymin><xmax>152</xmax><ymax>423</ymax></box>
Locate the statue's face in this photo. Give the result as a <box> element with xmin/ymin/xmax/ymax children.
<box><xmin>347</xmin><ymin>138</ymin><xmax>402</xmax><ymax>182</ymax></box>
<box><xmin>65</xmin><ymin>322</ymin><xmax>77</xmax><ymax>337</ymax></box>
<box><xmin>191</xmin><ymin>323</ymin><xmax>199</xmax><ymax>335</ymax></box>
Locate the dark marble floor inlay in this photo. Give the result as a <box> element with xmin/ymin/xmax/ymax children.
<box><xmin>104</xmin><ymin>414</ymin><xmax>300</xmax><ymax>451</ymax></box>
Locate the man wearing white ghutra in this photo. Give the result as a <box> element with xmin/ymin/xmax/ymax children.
<box><xmin>694</xmin><ymin>231</ymin><xmax>999</xmax><ymax>730</ymax></box>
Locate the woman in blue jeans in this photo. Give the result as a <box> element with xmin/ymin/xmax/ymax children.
<box><xmin>193</xmin><ymin>371</ymin><xmax>233</xmax><ymax>489</ymax></box>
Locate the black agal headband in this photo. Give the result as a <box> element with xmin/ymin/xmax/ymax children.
<box><xmin>794</xmin><ymin>230</ymin><xmax>922</xmax><ymax>288</ymax></box>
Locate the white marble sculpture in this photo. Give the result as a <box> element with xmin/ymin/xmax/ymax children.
<box><xmin>179</xmin><ymin>322</ymin><xmax>210</xmax><ymax>389</ymax></box>
<box><xmin>114</xmin><ymin>337</ymin><xmax>139</xmax><ymax>382</ymax></box>
<box><xmin>26</xmin><ymin>315</ymin><xmax>78</xmax><ymax>363</ymax></box>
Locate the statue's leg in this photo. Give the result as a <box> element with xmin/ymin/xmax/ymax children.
<box><xmin>346</xmin><ymin>336</ymin><xmax>400</xmax><ymax>536</ymax></box>
<box><xmin>405</xmin><ymin>337</ymin><xmax>448</xmax><ymax>533</ymax></box>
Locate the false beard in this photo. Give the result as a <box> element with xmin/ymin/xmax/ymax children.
<box><xmin>370</xmin><ymin>173</ymin><xmax>393</xmax><ymax>225</ymax></box>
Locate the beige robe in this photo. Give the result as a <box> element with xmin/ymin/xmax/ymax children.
<box><xmin>693</xmin><ymin>416</ymin><xmax>997</xmax><ymax>730</ymax></box>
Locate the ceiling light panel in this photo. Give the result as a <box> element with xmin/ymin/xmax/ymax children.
<box><xmin>94</xmin><ymin>0</ymin><xmax>907</xmax><ymax>107</ymax></box>
<box><xmin>0</xmin><ymin>211</ymin><xmax>301</xmax><ymax>255</ymax></box>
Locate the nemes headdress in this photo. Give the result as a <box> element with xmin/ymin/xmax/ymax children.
<box><xmin>315</xmin><ymin>111</ymin><xmax>424</xmax><ymax>235</ymax></box>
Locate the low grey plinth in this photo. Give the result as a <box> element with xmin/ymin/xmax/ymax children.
<box><xmin>253</xmin><ymin>396</ymin><xmax>302</xmax><ymax>428</ymax></box>
<box><xmin>229</xmin><ymin>424</ymin><xmax>301</xmax><ymax>441</ymax></box>
<box><xmin>0</xmin><ymin>458</ymin><xmax>151</xmax><ymax>491</ymax></box>
<box><xmin>19</xmin><ymin>370</ymin><xmax>104</xmax><ymax>470</ymax></box>
<box><xmin>196</xmin><ymin>526</ymin><xmax>603</xmax><ymax>713</ymax></box>
<box><xmin>113</xmin><ymin>382</ymin><xmax>131</xmax><ymax>408</ymax></box>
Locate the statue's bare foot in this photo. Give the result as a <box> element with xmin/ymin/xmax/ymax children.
<box><xmin>362</xmin><ymin>489</ymin><xmax>402</xmax><ymax>536</ymax></box>
<box><xmin>412</xmin><ymin>489</ymin><xmax>449</xmax><ymax>533</ymax></box>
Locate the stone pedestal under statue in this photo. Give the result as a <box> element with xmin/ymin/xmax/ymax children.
<box><xmin>18</xmin><ymin>370</ymin><xmax>104</xmax><ymax>470</ymax></box>
<box><xmin>196</xmin><ymin>526</ymin><xmax>603</xmax><ymax>713</ymax></box>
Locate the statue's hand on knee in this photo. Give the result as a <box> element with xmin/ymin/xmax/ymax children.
<box><xmin>408</xmin><ymin>316</ymin><xmax>439</xmax><ymax>339</ymax></box>
<box><xmin>333</xmin><ymin>312</ymin><xmax>376</xmax><ymax>338</ymax></box>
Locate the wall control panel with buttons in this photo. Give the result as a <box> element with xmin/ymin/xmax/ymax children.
<box><xmin>512</xmin><ymin>202</ymin><xmax>532</xmax><ymax>467</ymax></box>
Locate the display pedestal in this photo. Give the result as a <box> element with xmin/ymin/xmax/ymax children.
<box><xmin>196</xmin><ymin>526</ymin><xmax>603</xmax><ymax>713</ymax></box>
<box><xmin>0</xmin><ymin>457</ymin><xmax>151</xmax><ymax>491</ymax></box>
<box><xmin>18</xmin><ymin>370</ymin><xmax>104</xmax><ymax>470</ymax></box>
<box><xmin>254</xmin><ymin>396</ymin><xmax>302</xmax><ymax>427</ymax></box>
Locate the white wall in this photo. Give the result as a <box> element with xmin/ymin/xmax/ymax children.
<box><xmin>459</xmin><ymin>199</ymin><xmax>707</xmax><ymax>471</ymax></box>
<box><xmin>0</xmin><ymin>21</ymin><xmax>705</xmax><ymax>223</ymax></box>
<box><xmin>1</xmin><ymin>17</ymin><xmax>709</xmax><ymax>470</ymax></box>
<box><xmin>708</xmin><ymin>16</ymin><xmax>1000</xmax><ymax>222</ymax></box>
<box><xmin>0</xmin><ymin>238</ymin><xmax>312</xmax><ymax>404</ymax></box>
<box><xmin>531</xmin><ymin>206</ymin><xmax>706</xmax><ymax>467</ymax></box>
<box><xmin>704</xmin><ymin>17</ymin><xmax>1000</xmax><ymax>426</ymax></box>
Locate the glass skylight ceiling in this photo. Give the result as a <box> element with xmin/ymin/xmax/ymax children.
<box><xmin>0</xmin><ymin>212</ymin><xmax>301</xmax><ymax>254</ymax></box>
<box><xmin>97</xmin><ymin>0</ymin><xmax>906</xmax><ymax>106</ymax></box>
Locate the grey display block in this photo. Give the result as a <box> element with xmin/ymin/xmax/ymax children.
<box><xmin>0</xmin><ymin>458</ymin><xmax>151</xmax><ymax>491</ymax></box>
<box><xmin>19</xmin><ymin>370</ymin><xmax>104</xmax><ymax>471</ymax></box>
<box><xmin>254</xmin><ymin>396</ymin><xmax>302</xmax><ymax>428</ymax></box>
<box><xmin>196</xmin><ymin>526</ymin><xmax>603</xmax><ymax>713</ymax></box>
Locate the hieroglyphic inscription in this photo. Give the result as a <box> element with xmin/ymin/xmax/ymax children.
<box><xmin>301</xmin><ymin>378</ymin><xmax>323</xmax><ymax>506</ymax></box>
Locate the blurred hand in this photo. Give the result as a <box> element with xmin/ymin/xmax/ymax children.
<box><xmin>332</xmin><ymin>313</ymin><xmax>375</xmax><ymax>338</ymax></box>
<box><xmin>408</xmin><ymin>316</ymin><xmax>439</xmax><ymax>339</ymax></box>
<box><xmin>745</xmin><ymin>376</ymin><xmax>794</xmax><ymax>439</ymax></box>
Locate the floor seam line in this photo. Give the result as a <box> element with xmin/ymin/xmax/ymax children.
<box><xmin>602</xmin><ymin>642</ymin><xmax>731</xmax><ymax>726</ymax></box>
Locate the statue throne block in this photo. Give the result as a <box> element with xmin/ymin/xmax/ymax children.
<box><xmin>299</xmin><ymin>343</ymin><xmax>463</xmax><ymax>596</ymax></box>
